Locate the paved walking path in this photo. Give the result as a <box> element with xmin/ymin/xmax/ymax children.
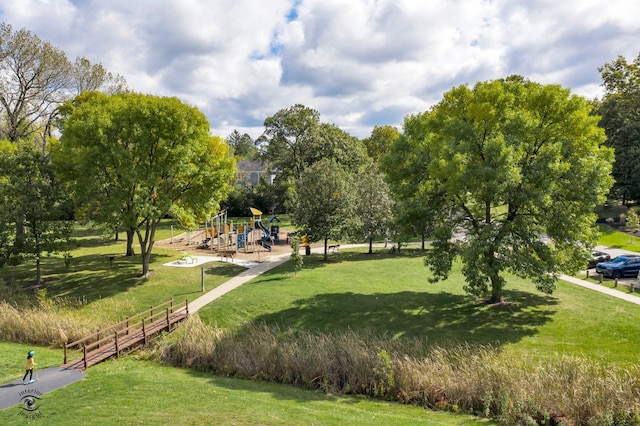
<box><xmin>0</xmin><ymin>367</ymin><xmax>85</xmax><ymax>411</ymax></box>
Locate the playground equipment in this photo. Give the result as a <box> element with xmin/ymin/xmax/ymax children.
<box><xmin>269</xmin><ymin>215</ymin><xmax>280</xmax><ymax>244</ymax></box>
<box><xmin>196</xmin><ymin>209</ymin><xmax>253</xmax><ymax>254</ymax></box>
<box><xmin>250</xmin><ymin>207</ymin><xmax>273</xmax><ymax>252</ymax></box>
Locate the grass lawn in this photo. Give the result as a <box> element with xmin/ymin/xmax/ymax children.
<box><xmin>0</xmin><ymin>221</ymin><xmax>246</xmax><ymax>322</ymax></box>
<box><xmin>597</xmin><ymin>223</ymin><xmax>640</xmax><ymax>252</ymax></box>
<box><xmin>197</xmin><ymin>249</ymin><xmax>640</xmax><ymax>365</ymax></box>
<box><xmin>3</xmin><ymin>221</ymin><xmax>640</xmax><ymax>423</ymax></box>
<box><xmin>0</xmin><ymin>342</ymin><xmax>62</xmax><ymax>385</ymax></box>
<box><xmin>0</xmin><ymin>350</ymin><xmax>492</xmax><ymax>425</ymax></box>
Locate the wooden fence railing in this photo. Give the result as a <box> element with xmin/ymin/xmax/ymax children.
<box><xmin>63</xmin><ymin>299</ymin><xmax>189</xmax><ymax>370</ymax></box>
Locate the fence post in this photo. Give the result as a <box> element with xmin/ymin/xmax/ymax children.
<box><xmin>170</xmin><ymin>299</ymin><xmax>174</xmax><ymax>314</ymax></box>
<box><xmin>615</xmin><ymin>278</ymin><xmax>618</xmax><ymax>287</ymax></box>
<box><xmin>126</xmin><ymin>317</ymin><xmax>130</xmax><ymax>335</ymax></box>
<box><xmin>201</xmin><ymin>266</ymin><xmax>205</xmax><ymax>292</ymax></box>
<box><xmin>142</xmin><ymin>318</ymin><xmax>147</xmax><ymax>345</ymax></box>
<box><xmin>115</xmin><ymin>331</ymin><xmax>119</xmax><ymax>359</ymax></box>
<box><xmin>97</xmin><ymin>329</ymin><xmax>101</xmax><ymax>348</ymax></box>
<box><xmin>185</xmin><ymin>299</ymin><xmax>189</xmax><ymax>317</ymax></box>
<box><xmin>150</xmin><ymin>305</ymin><xmax>154</xmax><ymax>319</ymax></box>
<box><xmin>83</xmin><ymin>345</ymin><xmax>87</xmax><ymax>370</ymax></box>
<box><xmin>64</xmin><ymin>343</ymin><xmax>67</xmax><ymax>365</ymax></box>
<box><xmin>166</xmin><ymin>308</ymin><xmax>170</xmax><ymax>332</ymax></box>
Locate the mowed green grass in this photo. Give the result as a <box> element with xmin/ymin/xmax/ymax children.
<box><xmin>597</xmin><ymin>223</ymin><xmax>640</xmax><ymax>252</ymax></box>
<box><xmin>197</xmin><ymin>249</ymin><xmax>640</xmax><ymax>366</ymax></box>
<box><xmin>0</xmin><ymin>221</ymin><xmax>246</xmax><ymax>322</ymax></box>
<box><xmin>2</xmin><ymin>222</ymin><xmax>640</xmax><ymax>424</ymax></box>
<box><xmin>0</xmin><ymin>350</ymin><xmax>491</xmax><ymax>425</ymax></box>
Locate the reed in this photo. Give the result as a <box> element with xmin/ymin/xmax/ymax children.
<box><xmin>157</xmin><ymin>317</ymin><xmax>640</xmax><ymax>425</ymax></box>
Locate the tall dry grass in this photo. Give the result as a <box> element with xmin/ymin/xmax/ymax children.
<box><xmin>0</xmin><ymin>300</ymin><xmax>103</xmax><ymax>347</ymax></box>
<box><xmin>157</xmin><ymin>316</ymin><xmax>640</xmax><ymax>426</ymax></box>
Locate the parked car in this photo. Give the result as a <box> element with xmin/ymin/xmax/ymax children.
<box><xmin>595</xmin><ymin>255</ymin><xmax>640</xmax><ymax>278</ymax></box>
<box><xmin>588</xmin><ymin>250</ymin><xmax>611</xmax><ymax>268</ymax></box>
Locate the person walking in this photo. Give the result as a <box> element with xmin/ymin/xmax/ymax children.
<box><xmin>23</xmin><ymin>350</ymin><xmax>36</xmax><ymax>384</ymax></box>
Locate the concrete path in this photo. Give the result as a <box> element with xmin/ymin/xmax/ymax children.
<box><xmin>0</xmin><ymin>367</ymin><xmax>85</xmax><ymax>411</ymax></box>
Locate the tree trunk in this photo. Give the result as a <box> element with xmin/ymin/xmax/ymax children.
<box><xmin>323</xmin><ymin>238</ymin><xmax>328</xmax><ymax>261</ymax></box>
<box><xmin>488</xmin><ymin>271</ymin><xmax>503</xmax><ymax>304</ymax></box>
<box><xmin>137</xmin><ymin>221</ymin><xmax>156</xmax><ymax>278</ymax></box>
<box><xmin>126</xmin><ymin>229</ymin><xmax>135</xmax><ymax>256</ymax></box>
<box><xmin>368</xmin><ymin>237</ymin><xmax>373</xmax><ymax>254</ymax></box>
<box><xmin>36</xmin><ymin>256</ymin><xmax>41</xmax><ymax>286</ymax></box>
<box><xmin>141</xmin><ymin>250</ymin><xmax>151</xmax><ymax>278</ymax></box>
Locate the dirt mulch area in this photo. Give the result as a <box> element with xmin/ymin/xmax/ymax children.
<box><xmin>154</xmin><ymin>228</ymin><xmax>299</xmax><ymax>262</ymax></box>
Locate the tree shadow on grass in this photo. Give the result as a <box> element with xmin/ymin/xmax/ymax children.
<box><xmin>204</xmin><ymin>263</ymin><xmax>247</xmax><ymax>279</ymax></box>
<box><xmin>250</xmin><ymin>289</ymin><xmax>558</xmax><ymax>348</ymax></box>
<box><xmin>35</xmin><ymin>252</ymin><xmax>173</xmax><ymax>303</ymax></box>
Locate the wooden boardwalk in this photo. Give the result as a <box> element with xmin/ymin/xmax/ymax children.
<box><xmin>62</xmin><ymin>299</ymin><xmax>189</xmax><ymax>370</ymax></box>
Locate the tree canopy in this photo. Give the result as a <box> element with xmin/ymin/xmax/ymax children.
<box><xmin>226</xmin><ymin>130</ymin><xmax>257</xmax><ymax>159</ymax></box>
<box><xmin>363</xmin><ymin>125</ymin><xmax>400</xmax><ymax>164</ymax></box>
<box><xmin>0</xmin><ymin>140</ymin><xmax>72</xmax><ymax>283</ymax></box>
<box><xmin>404</xmin><ymin>77</ymin><xmax>613</xmax><ymax>303</ymax></box>
<box><xmin>260</xmin><ymin>104</ymin><xmax>368</xmax><ymax>181</ymax></box>
<box><xmin>597</xmin><ymin>53</ymin><xmax>640</xmax><ymax>204</ymax></box>
<box><xmin>381</xmin><ymin>112</ymin><xmax>435</xmax><ymax>248</ymax></box>
<box><xmin>53</xmin><ymin>91</ymin><xmax>235</xmax><ymax>277</ymax></box>
<box><xmin>292</xmin><ymin>158</ymin><xmax>359</xmax><ymax>261</ymax></box>
<box><xmin>355</xmin><ymin>164</ymin><xmax>393</xmax><ymax>254</ymax></box>
<box><xmin>0</xmin><ymin>23</ymin><xmax>126</xmax><ymax>149</ymax></box>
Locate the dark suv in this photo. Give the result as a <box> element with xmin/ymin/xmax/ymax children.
<box><xmin>595</xmin><ymin>255</ymin><xmax>640</xmax><ymax>278</ymax></box>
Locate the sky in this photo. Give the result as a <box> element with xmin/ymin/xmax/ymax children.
<box><xmin>1</xmin><ymin>0</ymin><xmax>639</xmax><ymax>139</ymax></box>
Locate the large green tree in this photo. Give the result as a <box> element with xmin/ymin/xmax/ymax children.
<box><xmin>260</xmin><ymin>104</ymin><xmax>368</xmax><ymax>212</ymax></box>
<box><xmin>363</xmin><ymin>125</ymin><xmax>400</xmax><ymax>164</ymax></box>
<box><xmin>414</xmin><ymin>77</ymin><xmax>614</xmax><ymax>304</ymax></box>
<box><xmin>381</xmin><ymin>112</ymin><xmax>435</xmax><ymax>249</ymax></box>
<box><xmin>0</xmin><ymin>140</ymin><xmax>72</xmax><ymax>284</ymax></box>
<box><xmin>53</xmin><ymin>92</ymin><xmax>235</xmax><ymax>277</ymax></box>
<box><xmin>261</xmin><ymin>104</ymin><xmax>321</xmax><ymax>181</ymax></box>
<box><xmin>597</xmin><ymin>53</ymin><xmax>640</xmax><ymax>204</ymax></box>
<box><xmin>355</xmin><ymin>164</ymin><xmax>393</xmax><ymax>254</ymax></box>
<box><xmin>260</xmin><ymin>104</ymin><xmax>368</xmax><ymax>181</ymax></box>
<box><xmin>293</xmin><ymin>159</ymin><xmax>359</xmax><ymax>261</ymax></box>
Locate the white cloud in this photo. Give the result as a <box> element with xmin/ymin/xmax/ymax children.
<box><xmin>1</xmin><ymin>0</ymin><xmax>639</xmax><ymax>138</ymax></box>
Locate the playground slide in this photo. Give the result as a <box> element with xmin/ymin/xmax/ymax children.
<box><xmin>255</xmin><ymin>220</ymin><xmax>272</xmax><ymax>251</ymax></box>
